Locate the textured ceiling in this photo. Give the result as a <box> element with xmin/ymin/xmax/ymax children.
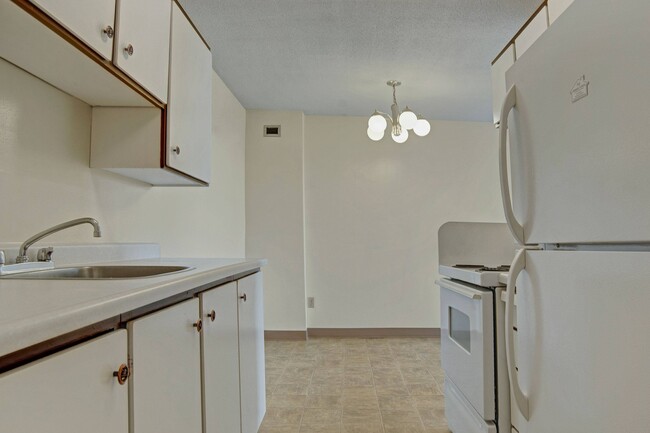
<box><xmin>179</xmin><ymin>0</ymin><xmax>540</xmax><ymax>121</ymax></box>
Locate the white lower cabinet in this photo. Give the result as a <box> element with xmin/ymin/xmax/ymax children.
<box><xmin>238</xmin><ymin>273</ymin><xmax>267</xmax><ymax>433</ymax></box>
<box><xmin>128</xmin><ymin>298</ymin><xmax>202</xmax><ymax>433</ymax></box>
<box><xmin>200</xmin><ymin>282</ymin><xmax>242</xmax><ymax>433</ymax></box>
<box><xmin>0</xmin><ymin>330</ymin><xmax>129</xmax><ymax>433</ymax></box>
<box><xmin>0</xmin><ymin>272</ymin><xmax>265</xmax><ymax>433</ymax></box>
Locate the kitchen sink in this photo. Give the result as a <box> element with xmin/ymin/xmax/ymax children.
<box><xmin>0</xmin><ymin>265</ymin><xmax>192</xmax><ymax>280</ymax></box>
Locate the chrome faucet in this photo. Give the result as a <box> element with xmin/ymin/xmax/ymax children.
<box><xmin>16</xmin><ymin>218</ymin><xmax>102</xmax><ymax>263</ymax></box>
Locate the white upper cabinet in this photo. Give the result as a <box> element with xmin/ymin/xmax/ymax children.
<box><xmin>0</xmin><ymin>330</ymin><xmax>129</xmax><ymax>433</ymax></box>
<box><xmin>491</xmin><ymin>44</ymin><xmax>515</xmax><ymax>127</ymax></box>
<box><xmin>114</xmin><ymin>0</ymin><xmax>172</xmax><ymax>102</ymax></box>
<box><xmin>167</xmin><ymin>1</ymin><xmax>212</xmax><ymax>184</ymax></box>
<box><xmin>547</xmin><ymin>0</ymin><xmax>574</xmax><ymax>24</ymax></box>
<box><xmin>30</xmin><ymin>0</ymin><xmax>116</xmax><ymax>60</ymax></box>
<box><xmin>514</xmin><ymin>6</ymin><xmax>549</xmax><ymax>58</ymax></box>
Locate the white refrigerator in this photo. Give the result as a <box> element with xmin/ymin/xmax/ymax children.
<box><xmin>499</xmin><ymin>0</ymin><xmax>650</xmax><ymax>432</ymax></box>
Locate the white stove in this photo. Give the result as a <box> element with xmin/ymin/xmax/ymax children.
<box><xmin>439</xmin><ymin>264</ymin><xmax>510</xmax><ymax>288</ymax></box>
<box><xmin>437</xmin><ymin>223</ymin><xmax>515</xmax><ymax>433</ymax></box>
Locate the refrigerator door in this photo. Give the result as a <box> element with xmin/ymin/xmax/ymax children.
<box><xmin>510</xmin><ymin>250</ymin><xmax>650</xmax><ymax>432</ymax></box>
<box><xmin>502</xmin><ymin>0</ymin><xmax>650</xmax><ymax>244</ymax></box>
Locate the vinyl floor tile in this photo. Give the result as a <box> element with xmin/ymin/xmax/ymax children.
<box><xmin>263</xmin><ymin>337</ymin><xmax>447</xmax><ymax>433</ymax></box>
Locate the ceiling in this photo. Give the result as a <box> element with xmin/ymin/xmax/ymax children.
<box><xmin>179</xmin><ymin>0</ymin><xmax>540</xmax><ymax>122</ymax></box>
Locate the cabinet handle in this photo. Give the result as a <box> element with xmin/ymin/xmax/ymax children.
<box><xmin>207</xmin><ymin>310</ymin><xmax>216</xmax><ymax>322</ymax></box>
<box><xmin>171</xmin><ymin>146</ymin><xmax>181</xmax><ymax>155</ymax></box>
<box><xmin>102</xmin><ymin>25</ymin><xmax>114</xmax><ymax>39</ymax></box>
<box><xmin>113</xmin><ymin>363</ymin><xmax>130</xmax><ymax>385</ymax></box>
<box><xmin>124</xmin><ymin>44</ymin><xmax>134</xmax><ymax>56</ymax></box>
<box><xmin>193</xmin><ymin>319</ymin><xmax>203</xmax><ymax>332</ymax></box>
<box><xmin>239</xmin><ymin>293</ymin><xmax>247</xmax><ymax>302</ymax></box>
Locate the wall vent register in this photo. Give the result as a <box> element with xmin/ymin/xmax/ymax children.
<box><xmin>263</xmin><ymin>125</ymin><xmax>281</xmax><ymax>137</ymax></box>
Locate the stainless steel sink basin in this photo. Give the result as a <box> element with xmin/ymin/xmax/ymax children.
<box><xmin>0</xmin><ymin>265</ymin><xmax>192</xmax><ymax>280</ymax></box>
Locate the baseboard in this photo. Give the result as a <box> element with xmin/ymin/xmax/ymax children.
<box><xmin>264</xmin><ymin>330</ymin><xmax>308</xmax><ymax>341</ymax></box>
<box><xmin>306</xmin><ymin>328</ymin><xmax>441</xmax><ymax>338</ymax></box>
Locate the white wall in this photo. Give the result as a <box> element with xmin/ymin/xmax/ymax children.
<box><xmin>0</xmin><ymin>58</ymin><xmax>245</xmax><ymax>258</ymax></box>
<box><xmin>245</xmin><ymin>111</ymin><xmax>307</xmax><ymax>331</ymax></box>
<box><xmin>304</xmin><ymin>116</ymin><xmax>504</xmax><ymax>328</ymax></box>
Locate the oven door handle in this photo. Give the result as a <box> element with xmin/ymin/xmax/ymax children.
<box><xmin>437</xmin><ymin>279</ymin><xmax>482</xmax><ymax>300</ymax></box>
<box><xmin>506</xmin><ymin>248</ymin><xmax>530</xmax><ymax>420</ymax></box>
<box><xmin>499</xmin><ymin>85</ymin><xmax>525</xmax><ymax>246</ymax></box>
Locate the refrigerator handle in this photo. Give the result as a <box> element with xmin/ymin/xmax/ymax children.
<box><xmin>506</xmin><ymin>248</ymin><xmax>530</xmax><ymax>420</ymax></box>
<box><xmin>499</xmin><ymin>85</ymin><xmax>525</xmax><ymax>245</ymax></box>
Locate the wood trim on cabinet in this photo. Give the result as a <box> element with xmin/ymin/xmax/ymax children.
<box><xmin>0</xmin><ymin>269</ymin><xmax>261</xmax><ymax>373</ymax></box>
<box><xmin>0</xmin><ymin>315</ymin><xmax>121</xmax><ymax>374</ymax></box>
<box><xmin>173</xmin><ymin>0</ymin><xmax>211</xmax><ymax>51</ymax></box>
<box><xmin>491</xmin><ymin>0</ymin><xmax>548</xmax><ymax>65</ymax></box>
<box><xmin>10</xmin><ymin>0</ymin><xmax>165</xmax><ymax>109</ymax></box>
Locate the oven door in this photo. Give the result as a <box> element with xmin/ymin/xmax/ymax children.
<box><xmin>439</xmin><ymin>278</ymin><xmax>495</xmax><ymax>420</ymax></box>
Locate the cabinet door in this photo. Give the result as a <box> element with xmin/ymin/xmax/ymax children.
<box><xmin>128</xmin><ymin>298</ymin><xmax>202</xmax><ymax>433</ymax></box>
<box><xmin>114</xmin><ymin>0</ymin><xmax>171</xmax><ymax>102</ymax></box>
<box><xmin>514</xmin><ymin>6</ymin><xmax>549</xmax><ymax>58</ymax></box>
<box><xmin>166</xmin><ymin>1</ymin><xmax>212</xmax><ymax>184</ymax></box>
<box><xmin>31</xmin><ymin>0</ymin><xmax>116</xmax><ymax>60</ymax></box>
<box><xmin>547</xmin><ymin>0</ymin><xmax>574</xmax><ymax>24</ymax></box>
<box><xmin>238</xmin><ymin>272</ymin><xmax>266</xmax><ymax>433</ymax></box>
<box><xmin>0</xmin><ymin>330</ymin><xmax>128</xmax><ymax>433</ymax></box>
<box><xmin>200</xmin><ymin>282</ymin><xmax>242</xmax><ymax>433</ymax></box>
<box><xmin>491</xmin><ymin>44</ymin><xmax>515</xmax><ymax>127</ymax></box>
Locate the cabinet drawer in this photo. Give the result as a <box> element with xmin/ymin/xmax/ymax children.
<box><xmin>0</xmin><ymin>330</ymin><xmax>128</xmax><ymax>433</ymax></box>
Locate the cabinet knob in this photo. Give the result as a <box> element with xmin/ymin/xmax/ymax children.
<box><xmin>171</xmin><ymin>146</ymin><xmax>181</xmax><ymax>155</ymax></box>
<box><xmin>240</xmin><ymin>293</ymin><xmax>247</xmax><ymax>302</ymax></box>
<box><xmin>102</xmin><ymin>25</ymin><xmax>114</xmax><ymax>39</ymax></box>
<box><xmin>113</xmin><ymin>364</ymin><xmax>130</xmax><ymax>385</ymax></box>
<box><xmin>193</xmin><ymin>319</ymin><xmax>203</xmax><ymax>332</ymax></box>
<box><xmin>124</xmin><ymin>44</ymin><xmax>134</xmax><ymax>56</ymax></box>
<box><xmin>207</xmin><ymin>310</ymin><xmax>216</xmax><ymax>322</ymax></box>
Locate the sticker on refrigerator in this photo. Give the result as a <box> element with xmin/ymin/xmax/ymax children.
<box><xmin>570</xmin><ymin>75</ymin><xmax>589</xmax><ymax>103</ymax></box>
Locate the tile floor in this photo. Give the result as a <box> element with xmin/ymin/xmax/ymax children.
<box><xmin>262</xmin><ymin>337</ymin><xmax>449</xmax><ymax>433</ymax></box>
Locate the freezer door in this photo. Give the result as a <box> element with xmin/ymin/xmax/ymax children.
<box><xmin>503</xmin><ymin>0</ymin><xmax>650</xmax><ymax>244</ymax></box>
<box><xmin>511</xmin><ymin>250</ymin><xmax>650</xmax><ymax>432</ymax></box>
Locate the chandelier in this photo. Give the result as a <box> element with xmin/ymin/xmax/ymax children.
<box><xmin>367</xmin><ymin>80</ymin><xmax>431</xmax><ymax>143</ymax></box>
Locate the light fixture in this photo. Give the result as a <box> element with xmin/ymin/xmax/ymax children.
<box><xmin>367</xmin><ymin>80</ymin><xmax>431</xmax><ymax>143</ymax></box>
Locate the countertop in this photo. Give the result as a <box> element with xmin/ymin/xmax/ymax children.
<box><xmin>0</xmin><ymin>257</ymin><xmax>266</xmax><ymax>358</ymax></box>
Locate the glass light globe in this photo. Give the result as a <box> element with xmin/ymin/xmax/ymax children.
<box><xmin>367</xmin><ymin>127</ymin><xmax>384</xmax><ymax>141</ymax></box>
<box><xmin>399</xmin><ymin>108</ymin><xmax>417</xmax><ymax>130</ymax></box>
<box><xmin>368</xmin><ymin>113</ymin><xmax>387</xmax><ymax>132</ymax></box>
<box><xmin>413</xmin><ymin>118</ymin><xmax>431</xmax><ymax>137</ymax></box>
<box><xmin>392</xmin><ymin>128</ymin><xmax>409</xmax><ymax>143</ymax></box>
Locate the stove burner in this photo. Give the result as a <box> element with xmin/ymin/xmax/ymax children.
<box><xmin>475</xmin><ymin>265</ymin><xmax>510</xmax><ymax>272</ymax></box>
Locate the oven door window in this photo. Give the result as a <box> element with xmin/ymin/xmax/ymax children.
<box><xmin>449</xmin><ymin>307</ymin><xmax>471</xmax><ymax>353</ymax></box>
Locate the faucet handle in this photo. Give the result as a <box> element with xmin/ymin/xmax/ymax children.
<box><xmin>37</xmin><ymin>247</ymin><xmax>54</xmax><ymax>262</ymax></box>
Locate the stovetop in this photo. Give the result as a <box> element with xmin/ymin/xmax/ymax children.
<box><xmin>439</xmin><ymin>264</ymin><xmax>510</xmax><ymax>287</ymax></box>
<box><xmin>453</xmin><ymin>264</ymin><xmax>510</xmax><ymax>273</ymax></box>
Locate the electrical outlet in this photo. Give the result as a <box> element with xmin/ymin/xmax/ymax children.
<box><xmin>307</xmin><ymin>297</ymin><xmax>315</xmax><ymax>308</ymax></box>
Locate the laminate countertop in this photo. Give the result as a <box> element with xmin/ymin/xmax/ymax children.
<box><xmin>0</xmin><ymin>257</ymin><xmax>266</xmax><ymax>358</ymax></box>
